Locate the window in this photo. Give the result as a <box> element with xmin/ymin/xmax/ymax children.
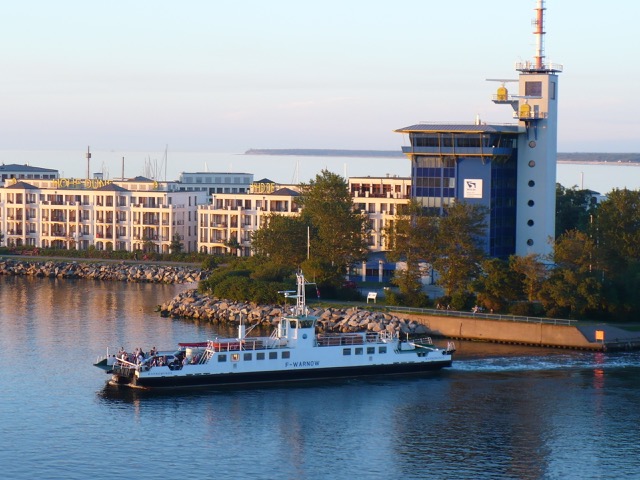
<box><xmin>257</xmin><ymin>353</ymin><xmax>265</xmax><ymax>360</ymax></box>
<box><xmin>355</xmin><ymin>347</ymin><xmax>363</xmax><ymax>355</ymax></box>
<box><xmin>231</xmin><ymin>354</ymin><xmax>240</xmax><ymax>362</ymax></box>
<box><xmin>528</xmin><ymin>200</ymin><xmax>535</xmax><ymax>206</ymax></box>
<box><xmin>528</xmin><ymin>160</ymin><xmax>536</xmax><ymax>167</ymax></box>
<box><xmin>367</xmin><ymin>347</ymin><xmax>375</xmax><ymax>355</ymax></box>
<box><xmin>527</xmin><ymin>220</ymin><xmax>534</xmax><ymax>226</ymax></box>
<box><xmin>343</xmin><ymin>348</ymin><xmax>351</xmax><ymax>356</ymax></box>
<box><xmin>218</xmin><ymin>354</ymin><xmax>227</xmax><ymax>362</ymax></box>
<box><xmin>528</xmin><ymin>180</ymin><xmax>535</xmax><ymax>187</ymax></box>
<box><xmin>525</xmin><ymin>81</ymin><xmax>542</xmax><ymax>97</ymax></box>
<box><xmin>527</xmin><ymin>239</ymin><xmax>534</xmax><ymax>246</ymax></box>
<box><xmin>379</xmin><ymin>347</ymin><xmax>387</xmax><ymax>354</ymax></box>
<box><xmin>244</xmin><ymin>353</ymin><xmax>252</xmax><ymax>361</ymax></box>
<box><xmin>282</xmin><ymin>351</ymin><xmax>290</xmax><ymax>359</ymax></box>
<box><xmin>269</xmin><ymin>352</ymin><xmax>277</xmax><ymax>360</ymax></box>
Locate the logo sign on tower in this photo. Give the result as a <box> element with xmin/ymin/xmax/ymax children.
<box><xmin>463</xmin><ymin>179</ymin><xmax>483</xmax><ymax>199</ymax></box>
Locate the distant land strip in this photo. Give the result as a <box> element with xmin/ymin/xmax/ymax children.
<box><xmin>245</xmin><ymin>149</ymin><xmax>403</xmax><ymax>158</ymax></box>
<box><xmin>245</xmin><ymin>149</ymin><xmax>640</xmax><ymax>163</ymax></box>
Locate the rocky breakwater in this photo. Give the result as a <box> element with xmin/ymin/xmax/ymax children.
<box><xmin>0</xmin><ymin>259</ymin><xmax>206</xmax><ymax>284</ymax></box>
<box><xmin>160</xmin><ymin>289</ymin><xmax>430</xmax><ymax>336</ymax></box>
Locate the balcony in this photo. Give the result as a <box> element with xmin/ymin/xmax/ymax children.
<box><xmin>513</xmin><ymin>110</ymin><xmax>548</xmax><ymax>121</ymax></box>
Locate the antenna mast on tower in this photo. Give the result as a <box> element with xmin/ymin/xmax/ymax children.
<box><xmin>533</xmin><ymin>0</ymin><xmax>546</xmax><ymax>70</ymax></box>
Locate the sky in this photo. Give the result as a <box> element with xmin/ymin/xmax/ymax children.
<box><xmin>1</xmin><ymin>0</ymin><xmax>639</xmax><ymax>155</ymax></box>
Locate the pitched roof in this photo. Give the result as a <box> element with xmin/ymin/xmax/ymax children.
<box><xmin>272</xmin><ymin>187</ymin><xmax>300</xmax><ymax>196</ymax></box>
<box><xmin>0</xmin><ymin>163</ymin><xmax>57</xmax><ymax>173</ymax></box>
<box><xmin>97</xmin><ymin>183</ymin><xmax>129</xmax><ymax>192</ymax></box>
<box><xmin>128</xmin><ymin>176</ymin><xmax>155</xmax><ymax>182</ymax></box>
<box><xmin>4</xmin><ymin>180</ymin><xmax>39</xmax><ymax>189</ymax></box>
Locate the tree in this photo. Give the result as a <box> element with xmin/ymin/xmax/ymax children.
<box><xmin>538</xmin><ymin>230</ymin><xmax>603</xmax><ymax>318</ymax></box>
<box><xmin>224</xmin><ymin>237</ymin><xmax>240</xmax><ymax>256</ymax></box>
<box><xmin>510</xmin><ymin>253</ymin><xmax>548</xmax><ymax>303</ymax></box>
<box><xmin>170</xmin><ymin>233</ymin><xmax>183</xmax><ymax>254</ymax></box>
<box><xmin>387</xmin><ymin>200</ymin><xmax>487</xmax><ymax>302</ymax></box>
<box><xmin>586</xmin><ymin>189</ymin><xmax>640</xmax><ymax>319</ymax></box>
<box><xmin>432</xmin><ymin>202</ymin><xmax>487</xmax><ymax>298</ymax></box>
<box><xmin>297</xmin><ymin>170</ymin><xmax>370</xmax><ymax>285</ymax></box>
<box><xmin>386</xmin><ymin>200</ymin><xmax>438</xmax><ymax>299</ymax></box>
<box><xmin>251</xmin><ymin>214</ymin><xmax>309</xmax><ymax>268</ymax></box>
<box><xmin>472</xmin><ymin>258</ymin><xmax>522</xmax><ymax>312</ymax></box>
<box><xmin>593</xmin><ymin>188</ymin><xmax>640</xmax><ymax>271</ymax></box>
<box><xmin>555</xmin><ymin>183</ymin><xmax>596</xmax><ymax>237</ymax></box>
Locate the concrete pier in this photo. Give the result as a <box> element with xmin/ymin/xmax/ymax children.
<box><xmin>395</xmin><ymin>312</ymin><xmax>640</xmax><ymax>351</ymax></box>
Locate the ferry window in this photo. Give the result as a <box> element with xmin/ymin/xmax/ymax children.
<box><xmin>257</xmin><ymin>353</ymin><xmax>265</xmax><ymax>360</ymax></box>
<box><xmin>231</xmin><ymin>354</ymin><xmax>240</xmax><ymax>362</ymax></box>
<box><xmin>244</xmin><ymin>353</ymin><xmax>252</xmax><ymax>361</ymax></box>
<box><xmin>282</xmin><ymin>351</ymin><xmax>290</xmax><ymax>359</ymax></box>
<box><xmin>355</xmin><ymin>348</ymin><xmax>363</xmax><ymax>355</ymax></box>
<box><xmin>379</xmin><ymin>347</ymin><xmax>387</xmax><ymax>354</ymax></box>
<box><xmin>343</xmin><ymin>348</ymin><xmax>351</xmax><ymax>356</ymax></box>
<box><xmin>218</xmin><ymin>354</ymin><xmax>227</xmax><ymax>362</ymax></box>
<box><xmin>269</xmin><ymin>352</ymin><xmax>278</xmax><ymax>360</ymax></box>
<box><xmin>367</xmin><ymin>347</ymin><xmax>375</xmax><ymax>355</ymax></box>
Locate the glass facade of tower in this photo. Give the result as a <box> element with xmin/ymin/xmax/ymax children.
<box><xmin>398</xmin><ymin>126</ymin><xmax>519</xmax><ymax>258</ymax></box>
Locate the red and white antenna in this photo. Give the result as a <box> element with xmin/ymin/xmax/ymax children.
<box><xmin>533</xmin><ymin>0</ymin><xmax>546</xmax><ymax>70</ymax></box>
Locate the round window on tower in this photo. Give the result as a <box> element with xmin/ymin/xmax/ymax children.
<box><xmin>527</xmin><ymin>239</ymin><xmax>534</xmax><ymax>246</ymax></box>
<box><xmin>527</xmin><ymin>219</ymin><xmax>534</xmax><ymax>226</ymax></box>
<box><xmin>529</xmin><ymin>141</ymin><xmax>536</xmax><ymax>148</ymax></box>
<box><xmin>528</xmin><ymin>200</ymin><xmax>535</xmax><ymax>206</ymax></box>
<box><xmin>528</xmin><ymin>160</ymin><xmax>536</xmax><ymax>167</ymax></box>
<box><xmin>528</xmin><ymin>180</ymin><xmax>535</xmax><ymax>187</ymax></box>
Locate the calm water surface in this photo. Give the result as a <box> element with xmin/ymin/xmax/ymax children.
<box><xmin>0</xmin><ymin>276</ymin><xmax>638</xmax><ymax>480</ymax></box>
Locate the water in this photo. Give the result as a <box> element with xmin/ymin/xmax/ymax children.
<box><xmin>1</xmin><ymin>276</ymin><xmax>639</xmax><ymax>480</ymax></box>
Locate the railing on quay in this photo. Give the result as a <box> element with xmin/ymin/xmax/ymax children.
<box><xmin>373</xmin><ymin>305</ymin><xmax>577</xmax><ymax>326</ymax></box>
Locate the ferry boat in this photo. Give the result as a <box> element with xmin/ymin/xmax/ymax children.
<box><xmin>94</xmin><ymin>272</ymin><xmax>455</xmax><ymax>389</ymax></box>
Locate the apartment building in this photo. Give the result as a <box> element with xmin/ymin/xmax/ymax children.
<box><xmin>198</xmin><ymin>179</ymin><xmax>300</xmax><ymax>256</ymax></box>
<box><xmin>197</xmin><ymin>176</ymin><xmax>411</xmax><ymax>256</ymax></box>
<box><xmin>1</xmin><ymin>176</ymin><xmax>201</xmax><ymax>253</ymax></box>
<box><xmin>349</xmin><ymin>176</ymin><xmax>411</xmax><ymax>251</ymax></box>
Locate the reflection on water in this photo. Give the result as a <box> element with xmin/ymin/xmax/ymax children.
<box><xmin>1</xmin><ymin>276</ymin><xmax>640</xmax><ymax>480</ymax></box>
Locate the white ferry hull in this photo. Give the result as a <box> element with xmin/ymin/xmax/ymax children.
<box><xmin>113</xmin><ymin>356</ymin><xmax>452</xmax><ymax>389</ymax></box>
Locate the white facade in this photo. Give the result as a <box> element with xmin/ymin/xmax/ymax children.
<box><xmin>1</xmin><ymin>177</ymin><xmax>201</xmax><ymax>253</ymax></box>
<box><xmin>514</xmin><ymin>70</ymin><xmax>560</xmax><ymax>257</ymax></box>
<box><xmin>198</xmin><ymin>183</ymin><xmax>300</xmax><ymax>256</ymax></box>
<box><xmin>197</xmin><ymin>177</ymin><xmax>412</xmax><ymax>256</ymax></box>
<box><xmin>2</xmin><ymin>172</ymin><xmax>412</xmax><ymax>256</ymax></box>
<box><xmin>349</xmin><ymin>176</ymin><xmax>411</xmax><ymax>251</ymax></box>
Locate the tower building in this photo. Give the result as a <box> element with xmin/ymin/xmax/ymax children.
<box><xmin>510</xmin><ymin>0</ymin><xmax>562</xmax><ymax>257</ymax></box>
<box><xmin>396</xmin><ymin>0</ymin><xmax>561</xmax><ymax>259</ymax></box>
